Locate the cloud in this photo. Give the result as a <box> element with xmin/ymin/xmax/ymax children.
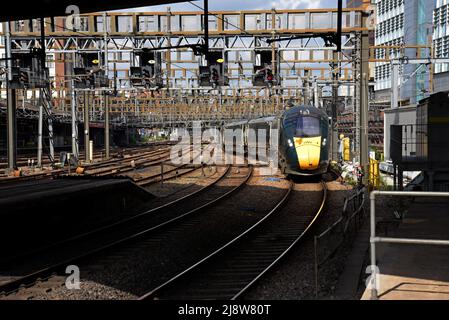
<box><xmin>125</xmin><ymin>0</ymin><xmax>334</xmax><ymax>12</ymax></box>
<box><xmin>270</xmin><ymin>0</ymin><xmax>323</xmax><ymax>10</ymax></box>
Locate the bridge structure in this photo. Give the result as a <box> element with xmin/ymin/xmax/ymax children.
<box><xmin>0</xmin><ymin>7</ymin><xmax>373</xmax><ymax>125</ymax></box>
<box><xmin>2</xmin><ymin>5</ymin><xmax>413</xmax><ymax>179</ymax></box>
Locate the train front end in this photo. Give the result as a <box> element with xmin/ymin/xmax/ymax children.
<box><xmin>280</xmin><ymin>106</ymin><xmax>329</xmax><ymax>176</ymax></box>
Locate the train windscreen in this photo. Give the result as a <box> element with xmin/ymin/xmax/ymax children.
<box><xmin>296</xmin><ymin>116</ymin><xmax>320</xmax><ymax>137</ymax></box>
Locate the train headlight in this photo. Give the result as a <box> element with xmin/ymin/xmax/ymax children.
<box><xmin>322</xmin><ymin>138</ymin><xmax>327</xmax><ymax>146</ymax></box>
<box><xmin>288</xmin><ymin>139</ymin><xmax>294</xmax><ymax>148</ymax></box>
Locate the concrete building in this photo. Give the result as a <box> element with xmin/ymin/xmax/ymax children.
<box><xmin>375</xmin><ymin>0</ymin><xmax>435</xmax><ymax>105</ymax></box>
<box><xmin>433</xmin><ymin>0</ymin><xmax>449</xmax><ymax>93</ymax></box>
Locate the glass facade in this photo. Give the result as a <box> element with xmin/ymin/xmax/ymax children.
<box><xmin>416</xmin><ymin>0</ymin><xmax>428</xmax><ymax>102</ymax></box>
<box><xmin>434</xmin><ymin>0</ymin><xmax>449</xmax><ymax>73</ymax></box>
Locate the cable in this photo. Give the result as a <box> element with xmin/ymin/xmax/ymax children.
<box><xmin>40</xmin><ymin>9</ymin><xmax>347</xmax><ymax>87</ymax></box>
<box><xmin>187</xmin><ymin>1</ymin><xmax>295</xmax><ymax>71</ymax></box>
<box><xmin>188</xmin><ymin>1</ymin><xmax>250</xmax><ymax>35</ymax></box>
<box><xmin>194</xmin><ymin>3</ymin><xmax>348</xmax><ymax>80</ymax></box>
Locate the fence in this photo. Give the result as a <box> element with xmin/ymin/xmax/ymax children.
<box><xmin>369</xmin><ymin>190</ymin><xmax>449</xmax><ymax>300</ymax></box>
<box><xmin>314</xmin><ymin>186</ymin><xmax>366</xmax><ymax>297</ymax></box>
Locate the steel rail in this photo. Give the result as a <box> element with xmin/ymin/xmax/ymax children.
<box><xmin>232</xmin><ymin>180</ymin><xmax>328</xmax><ymax>299</ymax></box>
<box><xmin>0</xmin><ymin>165</ymin><xmax>252</xmax><ymax>296</ymax></box>
<box><xmin>139</xmin><ymin>180</ymin><xmax>327</xmax><ymax>300</ymax></box>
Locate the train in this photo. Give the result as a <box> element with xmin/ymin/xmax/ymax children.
<box><xmin>224</xmin><ymin>105</ymin><xmax>330</xmax><ymax>176</ymax></box>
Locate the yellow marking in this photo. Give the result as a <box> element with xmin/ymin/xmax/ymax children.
<box><xmin>343</xmin><ymin>137</ymin><xmax>351</xmax><ymax>162</ymax></box>
<box><xmin>429</xmin><ymin>117</ymin><xmax>449</xmax><ymax>124</ymax></box>
<box><xmin>294</xmin><ymin>137</ymin><xmax>321</xmax><ymax>171</ymax></box>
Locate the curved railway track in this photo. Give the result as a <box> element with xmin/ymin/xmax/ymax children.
<box><xmin>0</xmin><ymin>165</ymin><xmax>253</xmax><ymax>297</ymax></box>
<box><xmin>0</xmin><ymin>143</ymin><xmax>175</xmax><ymax>184</ymax></box>
<box><xmin>139</xmin><ymin>180</ymin><xmax>327</xmax><ymax>300</ymax></box>
<box><xmin>0</xmin><ymin>143</ymin><xmax>177</xmax><ymax>169</ymax></box>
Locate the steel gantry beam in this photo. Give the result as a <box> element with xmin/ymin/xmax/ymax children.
<box><xmin>4</xmin><ymin>21</ymin><xmax>17</xmax><ymax>170</ymax></box>
<box><xmin>0</xmin><ymin>8</ymin><xmax>369</xmax><ymax>130</ymax></box>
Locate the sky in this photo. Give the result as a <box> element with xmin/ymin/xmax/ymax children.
<box><xmin>123</xmin><ymin>0</ymin><xmax>340</xmax><ymax>12</ymax></box>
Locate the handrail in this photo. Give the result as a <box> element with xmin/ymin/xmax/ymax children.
<box><xmin>369</xmin><ymin>190</ymin><xmax>449</xmax><ymax>300</ymax></box>
<box><xmin>314</xmin><ymin>186</ymin><xmax>366</xmax><ymax>297</ymax></box>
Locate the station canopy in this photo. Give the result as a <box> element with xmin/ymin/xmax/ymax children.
<box><xmin>0</xmin><ymin>0</ymin><xmax>187</xmax><ymax>21</ymax></box>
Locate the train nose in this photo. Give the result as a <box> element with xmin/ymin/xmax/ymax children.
<box><xmin>294</xmin><ymin>137</ymin><xmax>322</xmax><ymax>170</ymax></box>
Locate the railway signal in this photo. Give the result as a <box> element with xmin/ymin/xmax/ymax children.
<box><xmin>73</xmin><ymin>52</ymin><xmax>108</xmax><ymax>89</ymax></box>
<box><xmin>199</xmin><ymin>53</ymin><xmax>229</xmax><ymax>87</ymax></box>
<box><xmin>7</xmin><ymin>49</ymin><xmax>48</xmax><ymax>89</ymax></box>
<box><xmin>252</xmin><ymin>50</ymin><xmax>279</xmax><ymax>87</ymax></box>
<box><xmin>130</xmin><ymin>50</ymin><xmax>163</xmax><ymax>89</ymax></box>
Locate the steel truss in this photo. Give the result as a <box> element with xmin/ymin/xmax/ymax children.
<box><xmin>0</xmin><ymin>8</ymin><xmax>367</xmax><ymax>125</ymax></box>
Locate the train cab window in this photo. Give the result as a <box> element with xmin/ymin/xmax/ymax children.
<box><xmin>296</xmin><ymin>117</ymin><xmax>320</xmax><ymax>137</ymax></box>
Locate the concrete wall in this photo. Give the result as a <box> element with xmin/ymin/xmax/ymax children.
<box><xmin>433</xmin><ymin>72</ymin><xmax>449</xmax><ymax>94</ymax></box>
<box><xmin>375</xmin><ymin>88</ymin><xmax>392</xmax><ymax>103</ymax></box>
<box><xmin>384</xmin><ymin>106</ymin><xmax>417</xmax><ymax>160</ymax></box>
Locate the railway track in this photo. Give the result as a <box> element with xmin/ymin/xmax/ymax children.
<box><xmin>0</xmin><ymin>143</ymin><xmax>175</xmax><ymax>184</ymax></box>
<box><xmin>0</xmin><ymin>165</ymin><xmax>253</xmax><ymax>297</ymax></box>
<box><xmin>139</xmin><ymin>180</ymin><xmax>327</xmax><ymax>300</ymax></box>
<box><xmin>83</xmin><ymin>148</ymin><xmax>171</xmax><ymax>177</ymax></box>
<box><xmin>0</xmin><ymin>142</ymin><xmax>176</xmax><ymax>169</ymax></box>
<box><xmin>128</xmin><ymin>145</ymin><xmax>208</xmax><ymax>186</ymax></box>
<box><xmin>0</xmin><ymin>142</ymin><xmax>212</xmax><ymax>188</ymax></box>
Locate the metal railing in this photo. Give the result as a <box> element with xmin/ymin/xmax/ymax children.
<box><xmin>369</xmin><ymin>191</ymin><xmax>449</xmax><ymax>300</ymax></box>
<box><xmin>314</xmin><ymin>186</ymin><xmax>366</xmax><ymax>297</ymax></box>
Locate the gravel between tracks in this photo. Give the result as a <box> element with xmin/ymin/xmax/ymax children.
<box><xmin>242</xmin><ymin>179</ymin><xmax>355</xmax><ymax>300</ymax></box>
<box><xmin>11</xmin><ymin>168</ymin><xmax>290</xmax><ymax>300</ymax></box>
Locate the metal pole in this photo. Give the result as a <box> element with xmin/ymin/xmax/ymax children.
<box><xmin>40</xmin><ymin>18</ymin><xmax>46</xmax><ymax>67</ymax></box>
<box><xmin>71</xmin><ymin>81</ymin><xmax>79</xmax><ymax>161</ymax></box>
<box><xmin>370</xmin><ymin>193</ymin><xmax>378</xmax><ymax>300</ymax></box>
<box><xmin>113</xmin><ymin>62</ymin><xmax>118</xmax><ymax>97</ymax></box>
<box><xmin>271</xmin><ymin>8</ymin><xmax>276</xmax><ymax>79</ymax></box>
<box><xmin>84</xmin><ymin>91</ymin><xmax>90</xmax><ymax>163</ymax></box>
<box><xmin>303</xmin><ymin>70</ymin><xmax>310</xmax><ymax>105</ymax></box>
<box><xmin>5</xmin><ymin>21</ymin><xmax>17</xmax><ymax>170</ymax></box>
<box><xmin>360</xmin><ymin>21</ymin><xmax>370</xmax><ymax>185</ymax></box>
<box><xmin>89</xmin><ymin>140</ymin><xmax>94</xmax><ymax>163</ymax></box>
<box><xmin>105</xmin><ymin>92</ymin><xmax>110</xmax><ymax>158</ymax></box>
<box><xmin>361</xmin><ymin>72</ymin><xmax>370</xmax><ymax>185</ymax></box>
<box><xmin>336</xmin><ymin>0</ymin><xmax>343</xmax><ymax>52</ymax></box>
<box><xmin>37</xmin><ymin>104</ymin><xmax>43</xmax><ymax>167</ymax></box>
<box><xmin>353</xmin><ymin>35</ymin><xmax>361</xmax><ymax>164</ymax></box>
<box><xmin>103</xmin><ymin>12</ymin><xmax>110</xmax><ymax>159</ymax></box>
<box><xmin>40</xmin><ymin>17</ymin><xmax>55</xmax><ymax>164</ymax></box>
<box><xmin>391</xmin><ymin>62</ymin><xmax>399</xmax><ymax>109</ymax></box>
<box><xmin>332</xmin><ymin>50</ymin><xmax>340</xmax><ymax>162</ymax></box>
<box><xmin>166</xmin><ymin>8</ymin><xmax>172</xmax><ymax>92</ymax></box>
<box><xmin>204</xmin><ymin>0</ymin><xmax>209</xmax><ymax>63</ymax></box>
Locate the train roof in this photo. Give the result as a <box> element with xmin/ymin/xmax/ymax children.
<box><xmin>225</xmin><ymin>116</ymin><xmax>277</xmax><ymax>128</ymax></box>
<box><xmin>224</xmin><ymin>120</ymin><xmax>248</xmax><ymax>128</ymax></box>
<box><xmin>248</xmin><ymin>116</ymin><xmax>277</xmax><ymax>125</ymax></box>
<box><xmin>282</xmin><ymin>105</ymin><xmax>328</xmax><ymax>119</ymax></box>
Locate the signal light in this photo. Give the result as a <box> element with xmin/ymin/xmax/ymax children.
<box><xmin>20</xmin><ymin>70</ymin><xmax>29</xmax><ymax>84</ymax></box>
